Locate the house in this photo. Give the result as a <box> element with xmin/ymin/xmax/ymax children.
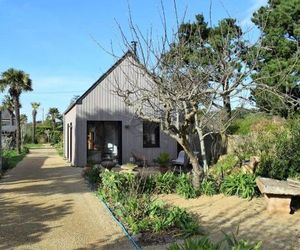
<box><xmin>1</xmin><ymin>109</ymin><xmax>16</xmax><ymax>134</ymax></box>
<box><xmin>1</xmin><ymin>109</ymin><xmax>16</xmax><ymax>149</ymax></box>
<box><xmin>63</xmin><ymin>51</ymin><xmax>177</xmax><ymax>167</ymax></box>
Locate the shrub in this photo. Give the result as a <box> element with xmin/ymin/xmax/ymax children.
<box><xmin>228</xmin><ymin>113</ymin><xmax>270</xmax><ymax>135</ymax></box>
<box><xmin>220</xmin><ymin>173</ymin><xmax>258</xmax><ymax>199</ymax></box>
<box><xmin>155</xmin><ymin>172</ymin><xmax>177</xmax><ymax>194</ymax></box>
<box><xmin>98</xmin><ymin>171</ymin><xmax>201</xmax><ymax>237</ymax></box>
<box><xmin>156</xmin><ymin>152</ymin><xmax>170</xmax><ymax>167</ymax></box>
<box><xmin>176</xmin><ymin>173</ymin><xmax>199</xmax><ymax>198</ymax></box>
<box><xmin>256</xmin><ymin>118</ymin><xmax>300</xmax><ymax>180</ymax></box>
<box><xmin>2</xmin><ymin>149</ymin><xmax>27</xmax><ymax>171</ymax></box>
<box><xmin>85</xmin><ymin>166</ymin><xmax>101</xmax><ymax>186</ymax></box>
<box><xmin>211</xmin><ymin>154</ymin><xmax>239</xmax><ymax>176</ymax></box>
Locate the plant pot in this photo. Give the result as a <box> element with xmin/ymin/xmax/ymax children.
<box><xmin>159</xmin><ymin>165</ymin><xmax>169</xmax><ymax>173</ymax></box>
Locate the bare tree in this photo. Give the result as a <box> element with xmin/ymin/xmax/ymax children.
<box><xmin>109</xmin><ymin>3</ymin><xmax>299</xmax><ymax>188</ymax></box>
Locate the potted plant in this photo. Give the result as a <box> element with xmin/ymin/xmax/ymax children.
<box><xmin>156</xmin><ymin>152</ymin><xmax>170</xmax><ymax>173</ymax></box>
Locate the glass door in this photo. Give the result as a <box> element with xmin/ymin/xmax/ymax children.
<box><xmin>87</xmin><ymin>121</ymin><xmax>122</xmax><ymax>164</ymax></box>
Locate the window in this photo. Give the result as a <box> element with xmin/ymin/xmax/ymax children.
<box><xmin>1</xmin><ymin>120</ymin><xmax>10</xmax><ymax>126</ymax></box>
<box><xmin>143</xmin><ymin>121</ymin><xmax>160</xmax><ymax>148</ymax></box>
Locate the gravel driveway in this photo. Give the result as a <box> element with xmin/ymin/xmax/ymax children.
<box><xmin>0</xmin><ymin>146</ymin><xmax>133</xmax><ymax>250</ymax></box>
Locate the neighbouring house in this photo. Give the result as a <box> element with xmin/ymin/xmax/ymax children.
<box><xmin>63</xmin><ymin>51</ymin><xmax>178</xmax><ymax>167</ymax></box>
<box><xmin>1</xmin><ymin>109</ymin><xmax>16</xmax><ymax>149</ymax></box>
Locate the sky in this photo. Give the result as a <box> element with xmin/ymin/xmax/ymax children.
<box><xmin>0</xmin><ymin>0</ymin><xmax>268</xmax><ymax>122</ymax></box>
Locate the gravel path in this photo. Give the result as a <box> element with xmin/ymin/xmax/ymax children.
<box><xmin>160</xmin><ymin>194</ymin><xmax>300</xmax><ymax>250</ymax></box>
<box><xmin>0</xmin><ymin>146</ymin><xmax>134</xmax><ymax>250</ymax></box>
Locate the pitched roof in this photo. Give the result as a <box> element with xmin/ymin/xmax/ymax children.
<box><xmin>1</xmin><ymin>109</ymin><xmax>14</xmax><ymax>120</ymax></box>
<box><xmin>64</xmin><ymin>50</ymin><xmax>135</xmax><ymax>115</ymax></box>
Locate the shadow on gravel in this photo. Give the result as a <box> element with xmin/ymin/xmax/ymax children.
<box><xmin>75</xmin><ymin>236</ymin><xmax>135</xmax><ymax>250</ymax></box>
<box><xmin>0</xmin><ymin>196</ymin><xmax>73</xmax><ymax>249</ymax></box>
<box><xmin>0</xmin><ymin>155</ymin><xmax>85</xmax><ymax>197</ymax></box>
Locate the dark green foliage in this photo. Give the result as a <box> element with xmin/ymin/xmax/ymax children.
<box><xmin>162</xmin><ymin>14</ymin><xmax>245</xmax><ymax>121</ymax></box>
<box><xmin>85</xmin><ymin>167</ymin><xmax>101</xmax><ymax>186</ymax></box>
<box><xmin>169</xmin><ymin>232</ymin><xmax>262</xmax><ymax>250</ymax></box>
<box><xmin>256</xmin><ymin>118</ymin><xmax>300</xmax><ymax>180</ymax></box>
<box><xmin>50</xmin><ymin>130</ymin><xmax>62</xmax><ymax>144</ymax></box>
<box><xmin>156</xmin><ymin>152</ymin><xmax>170</xmax><ymax>167</ymax></box>
<box><xmin>250</xmin><ymin>0</ymin><xmax>300</xmax><ymax>117</ymax></box>
<box><xmin>176</xmin><ymin>173</ymin><xmax>199</xmax><ymax>198</ymax></box>
<box><xmin>220</xmin><ymin>173</ymin><xmax>258</xmax><ymax>200</ymax></box>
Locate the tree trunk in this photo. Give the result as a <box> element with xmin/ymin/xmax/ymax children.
<box><xmin>194</xmin><ymin>113</ymin><xmax>209</xmax><ymax>174</ymax></box>
<box><xmin>223</xmin><ymin>94</ymin><xmax>232</xmax><ymax>123</ymax></box>
<box><xmin>196</xmin><ymin>127</ymin><xmax>209</xmax><ymax>174</ymax></box>
<box><xmin>13</xmin><ymin>96</ymin><xmax>21</xmax><ymax>154</ymax></box>
<box><xmin>52</xmin><ymin>117</ymin><xmax>55</xmax><ymax>131</ymax></box>
<box><xmin>32</xmin><ymin>112</ymin><xmax>36</xmax><ymax>144</ymax></box>
<box><xmin>178</xmin><ymin>137</ymin><xmax>204</xmax><ymax>189</ymax></box>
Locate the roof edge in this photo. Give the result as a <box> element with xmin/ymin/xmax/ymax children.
<box><xmin>64</xmin><ymin>50</ymin><xmax>135</xmax><ymax>115</ymax></box>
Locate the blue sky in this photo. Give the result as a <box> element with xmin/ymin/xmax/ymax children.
<box><xmin>0</xmin><ymin>0</ymin><xmax>267</xmax><ymax>122</ymax></box>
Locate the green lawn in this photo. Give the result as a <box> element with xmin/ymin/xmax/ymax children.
<box><xmin>24</xmin><ymin>143</ymin><xmax>45</xmax><ymax>149</ymax></box>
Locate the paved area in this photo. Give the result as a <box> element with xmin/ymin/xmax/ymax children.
<box><xmin>0</xmin><ymin>146</ymin><xmax>133</xmax><ymax>250</ymax></box>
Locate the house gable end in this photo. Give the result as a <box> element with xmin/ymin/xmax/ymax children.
<box><xmin>64</xmin><ymin>51</ymin><xmax>139</xmax><ymax>115</ymax></box>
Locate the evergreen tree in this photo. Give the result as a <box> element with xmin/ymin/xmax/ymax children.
<box><xmin>250</xmin><ymin>0</ymin><xmax>300</xmax><ymax>117</ymax></box>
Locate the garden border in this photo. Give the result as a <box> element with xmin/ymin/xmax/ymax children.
<box><xmin>96</xmin><ymin>195</ymin><xmax>142</xmax><ymax>250</ymax></box>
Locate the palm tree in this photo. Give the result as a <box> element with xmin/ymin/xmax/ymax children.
<box><xmin>20</xmin><ymin>114</ymin><xmax>28</xmax><ymax>146</ymax></box>
<box><xmin>0</xmin><ymin>68</ymin><xmax>33</xmax><ymax>153</ymax></box>
<box><xmin>2</xmin><ymin>95</ymin><xmax>15</xmax><ymax>125</ymax></box>
<box><xmin>48</xmin><ymin>107</ymin><xmax>60</xmax><ymax>131</ymax></box>
<box><xmin>31</xmin><ymin>102</ymin><xmax>40</xmax><ymax>144</ymax></box>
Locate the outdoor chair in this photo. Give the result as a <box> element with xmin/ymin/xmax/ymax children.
<box><xmin>171</xmin><ymin>150</ymin><xmax>188</xmax><ymax>173</ymax></box>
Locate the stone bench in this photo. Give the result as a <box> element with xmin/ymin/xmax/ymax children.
<box><xmin>256</xmin><ymin>177</ymin><xmax>300</xmax><ymax>213</ymax></box>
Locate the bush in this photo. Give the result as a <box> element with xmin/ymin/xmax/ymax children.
<box><xmin>211</xmin><ymin>154</ymin><xmax>239</xmax><ymax>176</ymax></box>
<box><xmin>156</xmin><ymin>152</ymin><xmax>170</xmax><ymax>167</ymax></box>
<box><xmin>228</xmin><ymin>113</ymin><xmax>270</xmax><ymax>135</ymax></box>
<box><xmin>54</xmin><ymin>141</ymin><xmax>63</xmax><ymax>156</ymax></box>
<box><xmin>84</xmin><ymin>166</ymin><xmax>101</xmax><ymax>186</ymax></box>
<box><xmin>2</xmin><ymin>149</ymin><xmax>27</xmax><ymax>171</ymax></box>
<box><xmin>176</xmin><ymin>173</ymin><xmax>199</xmax><ymax>198</ymax></box>
<box><xmin>220</xmin><ymin>173</ymin><xmax>258</xmax><ymax>200</ymax></box>
<box><xmin>256</xmin><ymin>118</ymin><xmax>300</xmax><ymax>180</ymax></box>
<box><xmin>51</xmin><ymin>130</ymin><xmax>62</xmax><ymax>144</ymax></box>
<box><xmin>98</xmin><ymin>171</ymin><xmax>201</xmax><ymax>237</ymax></box>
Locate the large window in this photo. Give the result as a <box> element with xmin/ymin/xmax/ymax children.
<box><xmin>87</xmin><ymin>121</ymin><xmax>122</xmax><ymax>164</ymax></box>
<box><xmin>143</xmin><ymin>121</ymin><xmax>160</xmax><ymax>148</ymax></box>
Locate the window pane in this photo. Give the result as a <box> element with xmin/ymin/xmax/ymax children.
<box><xmin>143</xmin><ymin>121</ymin><xmax>160</xmax><ymax>148</ymax></box>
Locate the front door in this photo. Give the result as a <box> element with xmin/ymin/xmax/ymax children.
<box><xmin>87</xmin><ymin>121</ymin><xmax>122</xmax><ymax>164</ymax></box>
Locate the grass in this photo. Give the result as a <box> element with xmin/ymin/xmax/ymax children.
<box><xmin>24</xmin><ymin>143</ymin><xmax>45</xmax><ymax>149</ymax></box>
